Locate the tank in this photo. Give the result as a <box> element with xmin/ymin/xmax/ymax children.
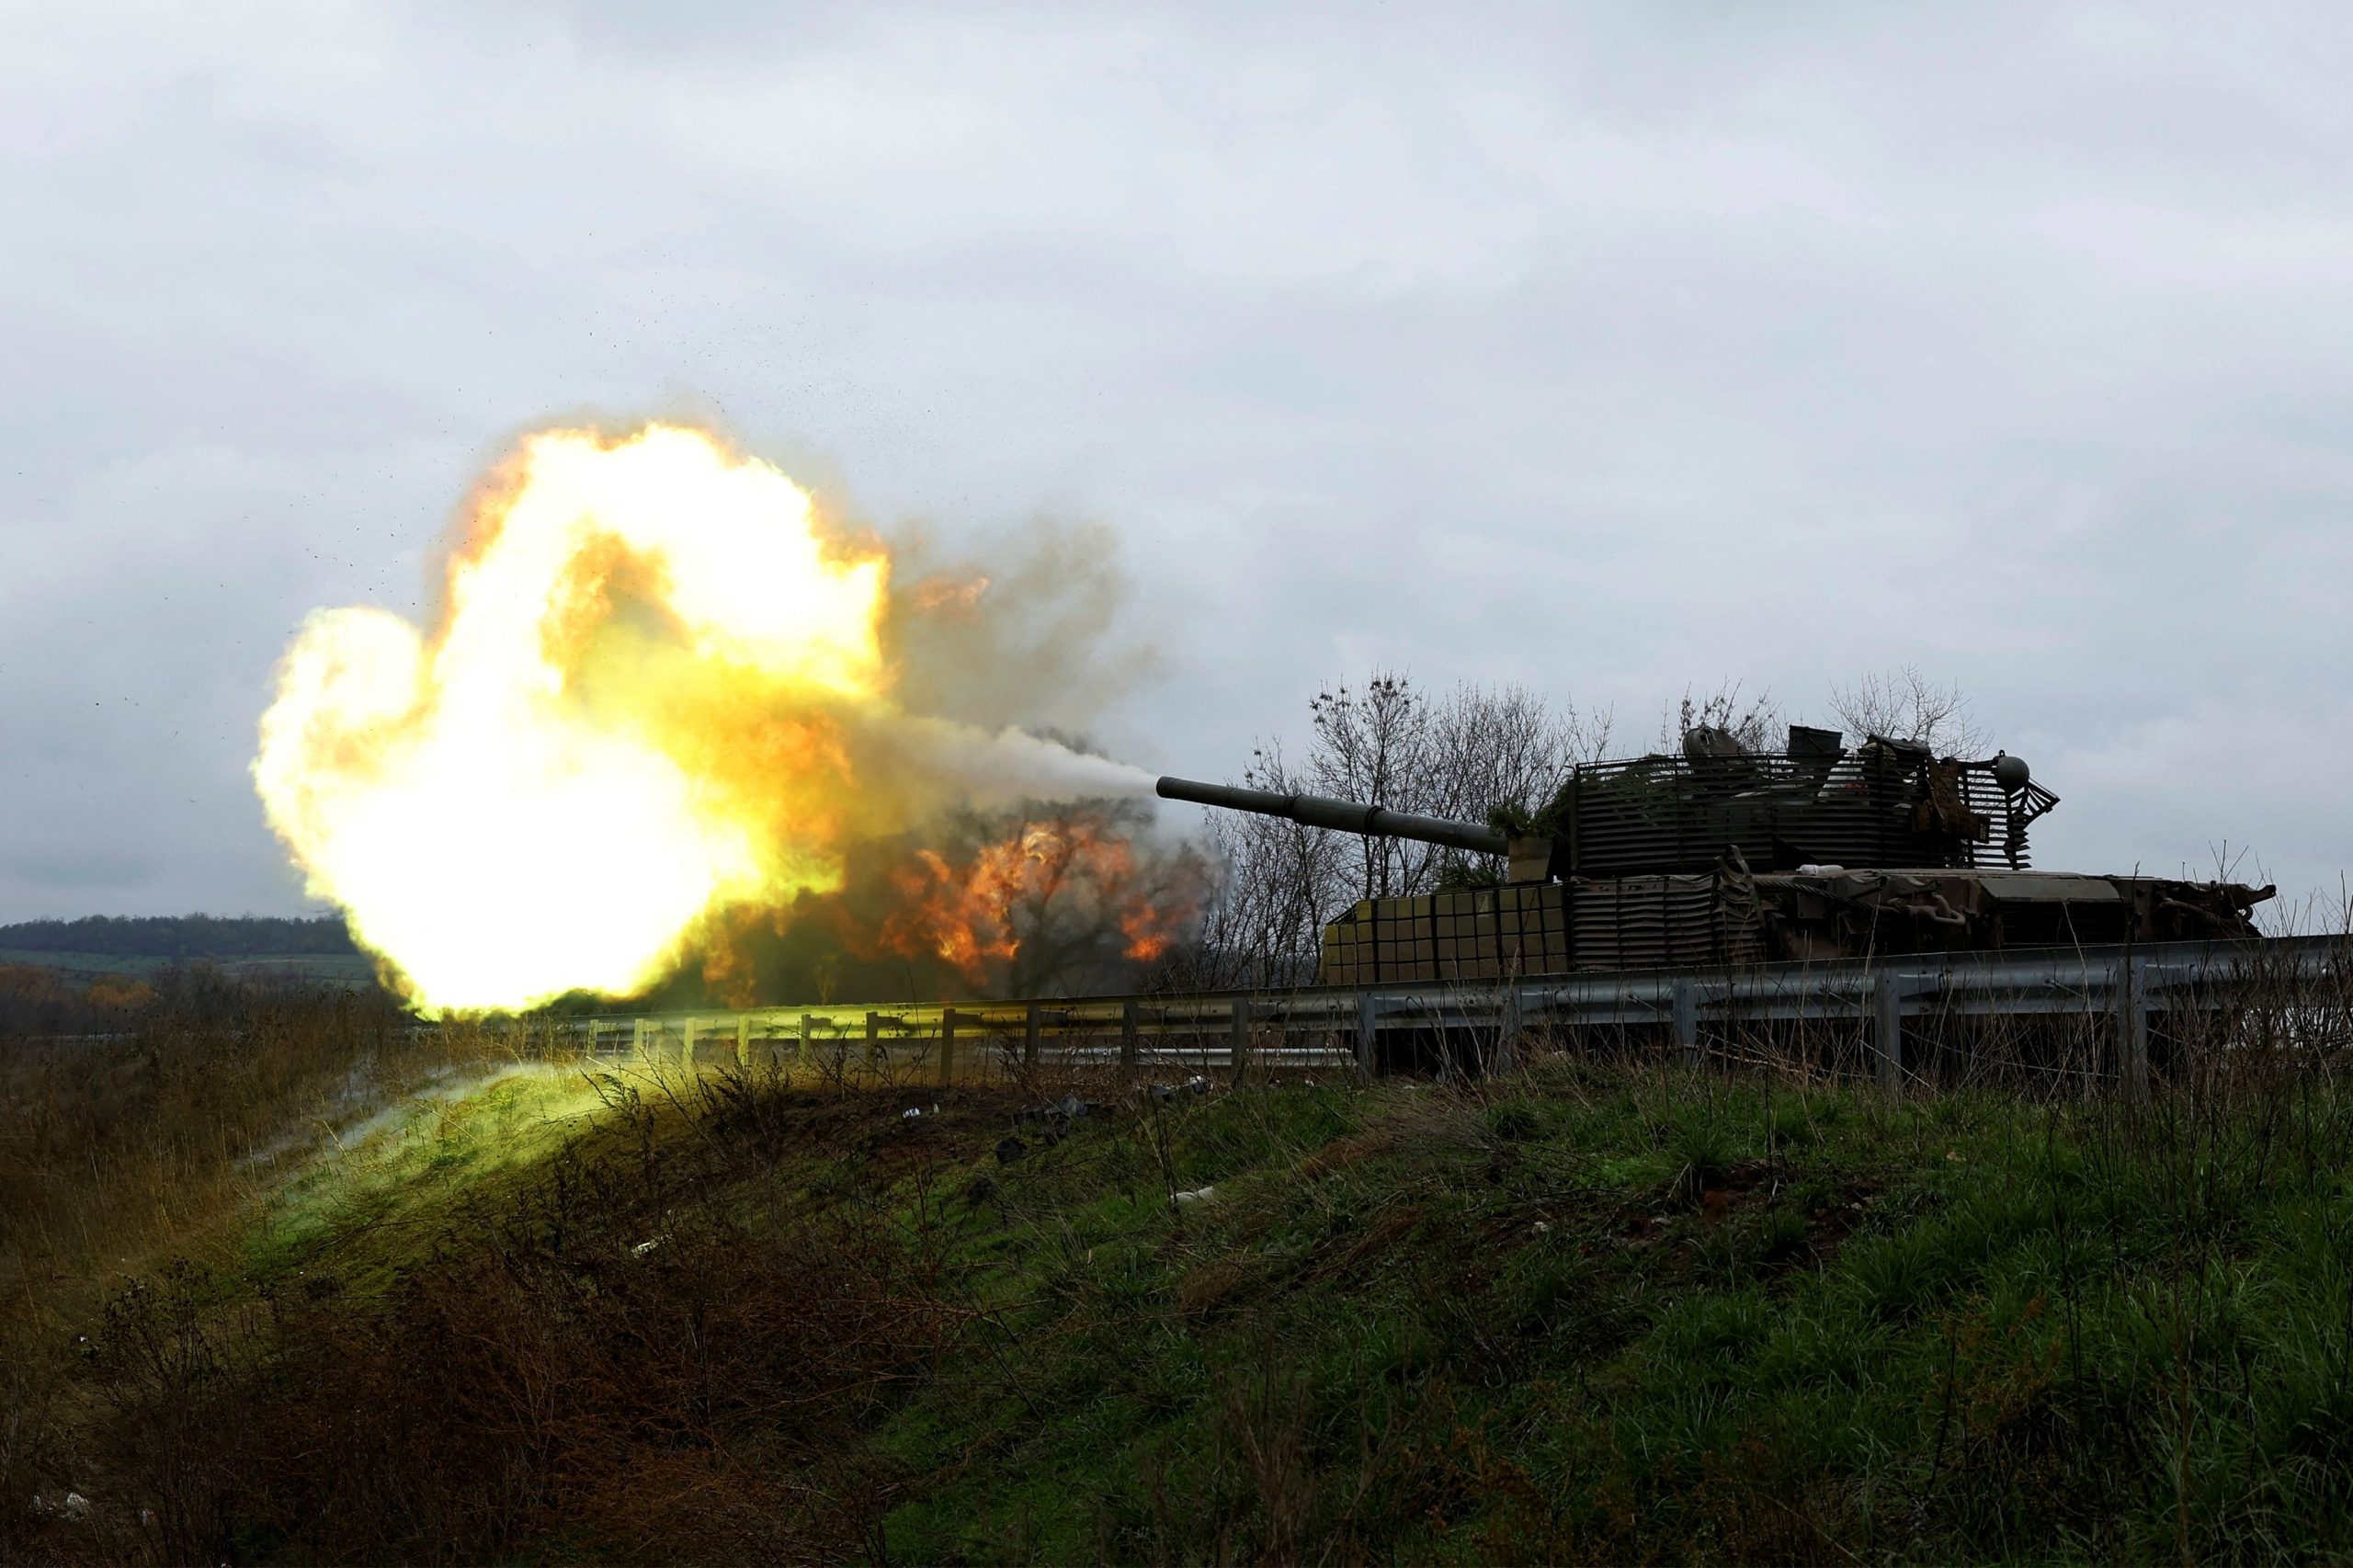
<box><xmin>1159</xmin><ymin>725</ymin><xmax>2275</xmax><ymax>985</ymax></box>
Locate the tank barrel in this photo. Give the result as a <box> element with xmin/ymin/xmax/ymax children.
<box><xmin>1155</xmin><ymin>775</ymin><xmax>1511</xmax><ymax>857</ymax></box>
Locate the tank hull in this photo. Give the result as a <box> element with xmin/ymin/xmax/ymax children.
<box><xmin>1316</xmin><ymin>869</ymin><xmax>2270</xmax><ymax>986</ymax></box>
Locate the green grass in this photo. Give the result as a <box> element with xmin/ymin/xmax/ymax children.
<box><xmin>22</xmin><ymin>1042</ymin><xmax>2353</xmax><ymax>1562</ymax></box>
<box><xmin>872</xmin><ymin>1071</ymin><xmax>2353</xmax><ymax>1562</ymax></box>
<box><xmin>237</xmin><ymin>1062</ymin><xmax>611</xmax><ymax>1290</ymax></box>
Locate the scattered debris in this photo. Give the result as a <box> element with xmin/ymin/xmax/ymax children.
<box><xmin>1014</xmin><ymin>1095</ymin><xmax>1101</xmax><ymax>1141</ymax></box>
<box><xmin>1172</xmin><ymin>1185</ymin><xmax>1215</xmax><ymax>1206</ymax></box>
<box><xmin>32</xmin><ymin>1492</ymin><xmax>91</xmax><ymax>1522</ymax></box>
<box><xmin>995</xmin><ymin>1136</ymin><xmax>1029</xmax><ymax>1165</ymax></box>
<box><xmin>1147</xmin><ymin>1076</ymin><xmax>1214</xmax><ymax>1104</ymax></box>
<box><xmin>903</xmin><ymin>1108</ymin><xmax>923</xmax><ymax>1119</ymax></box>
<box><xmin>1532</xmin><ymin>1220</ymin><xmax>1552</xmax><ymax>1235</ymax></box>
<box><xmin>631</xmin><ymin>1235</ymin><xmax>667</xmax><ymax>1259</ymax></box>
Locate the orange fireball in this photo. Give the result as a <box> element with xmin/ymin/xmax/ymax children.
<box><xmin>254</xmin><ymin>425</ymin><xmax>891</xmax><ymax>1012</ymax></box>
<box><xmin>878</xmin><ymin>813</ymin><xmax>1195</xmax><ymax>988</ymax></box>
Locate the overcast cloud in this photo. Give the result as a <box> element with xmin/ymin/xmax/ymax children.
<box><xmin>5</xmin><ymin>1</ymin><xmax>2350</xmax><ymax>924</ymax></box>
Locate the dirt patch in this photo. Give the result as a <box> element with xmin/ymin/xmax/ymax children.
<box><xmin>732</xmin><ymin>1083</ymin><xmax>1040</xmax><ymax>1174</ymax></box>
<box><xmin>1177</xmin><ymin>1251</ymin><xmax>1295</xmax><ymax>1316</ymax></box>
<box><xmin>1792</xmin><ymin>1182</ymin><xmax>1881</xmax><ymax>1265</ymax></box>
<box><xmin>1611</xmin><ymin>1162</ymin><xmax>1881</xmax><ymax>1277</ymax></box>
<box><xmin>1294</xmin><ymin>1127</ymin><xmax>1400</xmax><ymax>1182</ymax></box>
<box><xmin>1301</xmin><ymin>1201</ymin><xmax>1427</xmax><ymax>1284</ymax></box>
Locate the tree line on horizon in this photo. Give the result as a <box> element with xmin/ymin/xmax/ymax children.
<box><xmin>0</xmin><ymin>913</ymin><xmax>356</xmax><ymax>958</ymax></box>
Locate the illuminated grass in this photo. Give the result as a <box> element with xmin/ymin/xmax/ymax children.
<box><xmin>241</xmin><ymin>1062</ymin><xmax>613</xmax><ymax>1290</ymax></box>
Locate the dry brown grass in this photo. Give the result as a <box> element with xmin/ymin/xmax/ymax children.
<box><xmin>0</xmin><ymin>972</ymin><xmax>523</xmax><ymax>1562</ymax></box>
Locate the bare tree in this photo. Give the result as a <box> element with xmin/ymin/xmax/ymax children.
<box><xmin>1426</xmin><ymin>680</ymin><xmax>1610</xmax><ymax>880</ymax></box>
<box><xmin>1827</xmin><ymin>666</ymin><xmax>1985</xmax><ymax>755</ymax></box>
<box><xmin>1182</xmin><ymin>671</ymin><xmax>1608</xmax><ymax>983</ymax></box>
<box><xmin>1305</xmin><ymin>675</ymin><xmax>1435</xmax><ymax>903</ymax></box>
<box><xmin>1183</xmin><ymin>736</ymin><xmax>1349</xmax><ymax>988</ymax></box>
<box><xmin>1433</xmin><ymin>681</ymin><xmax>1612</xmax><ymax>823</ymax></box>
<box><xmin>1656</xmin><ymin>681</ymin><xmax>1783</xmax><ymax>754</ymax></box>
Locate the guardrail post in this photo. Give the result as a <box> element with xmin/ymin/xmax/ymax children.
<box><xmin>1494</xmin><ymin>988</ymin><xmax>1520</xmax><ymax>1077</ymax></box>
<box><xmin>681</xmin><ymin>1018</ymin><xmax>699</xmax><ymax>1069</ymax></box>
<box><xmin>1229</xmin><ymin>997</ymin><xmax>1252</xmax><ymax>1084</ymax></box>
<box><xmin>864</xmin><ymin>1011</ymin><xmax>881</xmax><ymax>1071</ymax></box>
<box><xmin>798</xmin><ymin>1013</ymin><xmax>814</xmax><ymax>1072</ymax></box>
<box><xmin>1872</xmin><ymin>971</ymin><xmax>1904</xmax><ymax>1093</ymax></box>
<box><xmin>734</xmin><ymin>1016</ymin><xmax>750</xmax><ymax>1069</ymax></box>
<box><xmin>1024</xmin><ymin>1003</ymin><xmax>1041</xmax><ymax>1069</ymax></box>
<box><xmin>1120</xmin><ymin>999</ymin><xmax>1140</xmax><ymax>1070</ymax></box>
<box><xmin>938</xmin><ymin>1009</ymin><xmax>958</xmax><ymax>1086</ymax></box>
<box><xmin>1356</xmin><ymin>992</ymin><xmax>1378</xmax><ymax>1082</ymax></box>
<box><xmin>1672</xmin><ymin>979</ymin><xmax>1699</xmax><ymax>1068</ymax></box>
<box><xmin>2120</xmin><ymin>956</ymin><xmax>2150</xmax><ymax>1101</ymax></box>
<box><xmin>631</xmin><ymin>1017</ymin><xmax>647</xmax><ymax>1060</ymax></box>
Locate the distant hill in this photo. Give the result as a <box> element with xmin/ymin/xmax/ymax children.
<box><xmin>0</xmin><ymin>914</ymin><xmax>357</xmax><ymax>958</ymax></box>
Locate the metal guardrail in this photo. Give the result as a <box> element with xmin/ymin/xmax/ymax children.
<box><xmin>546</xmin><ymin>936</ymin><xmax>2350</xmax><ymax>1095</ymax></box>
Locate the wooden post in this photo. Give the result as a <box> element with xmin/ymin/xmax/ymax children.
<box><xmin>799</xmin><ymin>1013</ymin><xmax>815</xmax><ymax>1072</ymax></box>
<box><xmin>681</xmin><ymin>1018</ymin><xmax>699</xmax><ymax>1069</ymax></box>
<box><xmin>1120</xmin><ymin>999</ymin><xmax>1140</xmax><ymax>1071</ymax></box>
<box><xmin>1229</xmin><ymin>996</ymin><xmax>1252</xmax><ymax>1085</ymax></box>
<box><xmin>1024</xmin><ymin>1003</ymin><xmax>1041</xmax><ymax>1069</ymax></box>
<box><xmin>631</xmin><ymin>1017</ymin><xmax>646</xmax><ymax>1060</ymax></box>
<box><xmin>1356</xmin><ymin>992</ymin><xmax>1378</xmax><ymax>1082</ymax></box>
<box><xmin>864</xmin><ymin>1011</ymin><xmax>881</xmax><ymax>1072</ymax></box>
<box><xmin>734</xmin><ymin>1015</ymin><xmax>751</xmax><ymax>1070</ymax></box>
<box><xmin>938</xmin><ymin>1009</ymin><xmax>958</xmax><ymax>1087</ymax></box>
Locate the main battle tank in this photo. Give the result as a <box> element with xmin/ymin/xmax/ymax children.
<box><xmin>1160</xmin><ymin>724</ymin><xmax>2274</xmax><ymax>985</ymax></box>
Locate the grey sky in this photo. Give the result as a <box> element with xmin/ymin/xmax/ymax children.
<box><xmin>5</xmin><ymin>1</ymin><xmax>2350</xmax><ymax>924</ymax></box>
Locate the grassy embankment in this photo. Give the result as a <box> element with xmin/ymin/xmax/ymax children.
<box><xmin>9</xmin><ymin>987</ymin><xmax>2353</xmax><ymax>1562</ymax></box>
